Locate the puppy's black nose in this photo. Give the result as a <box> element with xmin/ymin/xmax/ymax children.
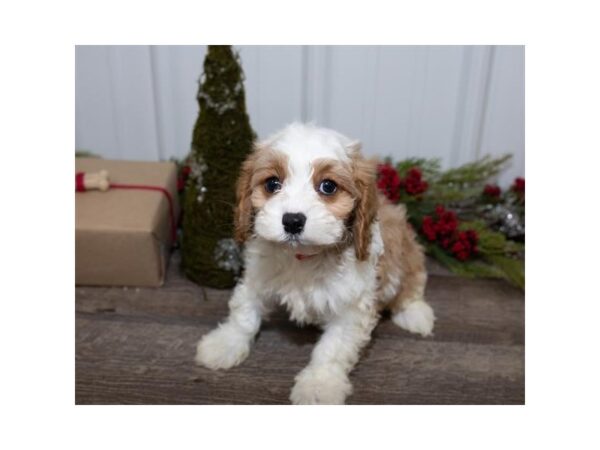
<box><xmin>282</xmin><ymin>212</ymin><xmax>306</xmax><ymax>235</ymax></box>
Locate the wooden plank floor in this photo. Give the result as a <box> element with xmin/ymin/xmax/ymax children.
<box><xmin>76</xmin><ymin>252</ymin><xmax>524</xmax><ymax>404</ymax></box>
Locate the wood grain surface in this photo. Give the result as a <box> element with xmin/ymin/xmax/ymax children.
<box><xmin>76</xmin><ymin>252</ymin><xmax>524</xmax><ymax>404</ymax></box>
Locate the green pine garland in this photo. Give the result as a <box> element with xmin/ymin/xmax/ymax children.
<box><xmin>388</xmin><ymin>154</ymin><xmax>525</xmax><ymax>289</ymax></box>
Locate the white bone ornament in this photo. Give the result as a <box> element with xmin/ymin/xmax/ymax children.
<box><xmin>83</xmin><ymin>170</ymin><xmax>110</xmax><ymax>191</ymax></box>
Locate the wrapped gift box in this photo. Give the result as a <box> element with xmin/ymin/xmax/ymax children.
<box><xmin>76</xmin><ymin>158</ymin><xmax>180</xmax><ymax>287</ymax></box>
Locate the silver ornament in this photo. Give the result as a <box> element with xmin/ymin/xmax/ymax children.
<box><xmin>483</xmin><ymin>203</ymin><xmax>525</xmax><ymax>239</ymax></box>
<box><xmin>214</xmin><ymin>238</ymin><xmax>243</xmax><ymax>276</ymax></box>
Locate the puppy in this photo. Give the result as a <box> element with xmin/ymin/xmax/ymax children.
<box><xmin>195</xmin><ymin>123</ymin><xmax>435</xmax><ymax>404</ymax></box>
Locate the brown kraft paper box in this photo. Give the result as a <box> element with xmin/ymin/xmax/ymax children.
<box><xmin>76</xmin><ymin>158</ymin><xmax>180</xmax><ymax>287</ymax></box>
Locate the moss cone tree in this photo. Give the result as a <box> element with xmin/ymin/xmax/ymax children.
<box><xmin>182</xmin><ymin>45</ymin><xmax>255</xmax><ymax>288</ymax></box>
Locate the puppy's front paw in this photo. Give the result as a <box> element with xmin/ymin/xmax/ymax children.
<box><xmin>195</xmin><ymin>324</ymin><xmax>251</xmax><ymax>370</ymax></box>
<box><xmin>392</xmin><ymin>299</ymin><xmax>435</xmax><ymax>337</ymax></box>
<box><xmin>290</xmin><ymin>366</ymin><xmax>352</xmax><ymax>405</ymax></box>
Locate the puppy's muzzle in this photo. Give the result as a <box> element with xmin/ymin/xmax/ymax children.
<box><xmin>282</xmin><ymin>212</ymin><xmax>306</xmax><ymax>235</ymax></box>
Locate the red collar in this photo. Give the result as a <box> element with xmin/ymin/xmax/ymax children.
<box><xmin>295</xmin><ymin>253</ymin><xmax>317</xmax><ymax>261</ymax></box>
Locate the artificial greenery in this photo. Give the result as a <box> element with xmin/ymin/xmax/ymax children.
<box><xmin>75</xmin><ymin>150</ymin><xmax>100</xmax><ymax>158</ymax></box>
<box><xmin>181</xmin><ymin>45</ymin><xmax>255</xmax><ymax>289</ymax></box>
<box><xmin>381</xmin><ymin>155</ymin><xmax>525</xmax><ymax>289</ymax></box>
<box><xmin>394</xmin><ymin>154</ymin><xmax>513</xmax><ymax>212</ymax></box>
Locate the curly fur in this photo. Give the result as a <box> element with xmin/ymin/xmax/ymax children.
<box><xmin>196</xmin><ymin>123</ymin><xmax>435</xmax><ymax>404</ymax></box>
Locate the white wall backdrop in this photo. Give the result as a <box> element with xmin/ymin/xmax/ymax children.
<box><xmin>75</xmin><ymin>45</ymin><xmax>524</xmax><ymax>186</ymax></box>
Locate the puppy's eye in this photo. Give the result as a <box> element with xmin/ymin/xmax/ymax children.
<box><xmin>318</xmin><ymin>179</ymin><xmax>337</xmax><ymax>195</ymax></box>
<box><xmin>265</xmin><ymin>177</ymin><xmax>282</xmax><ymax>193</ymax></box>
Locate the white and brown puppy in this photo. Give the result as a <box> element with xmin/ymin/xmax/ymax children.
<box><xmin>195</xmin><ymin>123</ymin><xmax>435</xmax><ymax>404</ymax></box>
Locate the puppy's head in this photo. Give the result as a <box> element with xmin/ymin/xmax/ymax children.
<box><xmin>234</xmin><ymin>123</ymin><xmax>377</xmax><ymax>260</ymax></box>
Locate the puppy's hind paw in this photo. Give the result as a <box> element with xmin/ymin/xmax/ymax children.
<box><xmin>392</xmin><ymin>299</ymin><xmax>435</xmax><ymax>337</ymax></box>
<box><xmin>195</xmin><ymin>324</ymin><xmax>251</xmax><ymax>370</ymax></box>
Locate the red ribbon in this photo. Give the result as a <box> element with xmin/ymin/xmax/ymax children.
<box><xmin>109</xmin><ymin>183</ymin><xmax>177</xmax><ymax>244</ymax></box>
<box><xmin>75</xmin><ymin>172</ymin><xmax>86</xmax><ymax>192</ymax></box>
<box><xmin>75</xmin><ymin>173</ymin><xmax>177</xmax><ymax>244</ymax></box>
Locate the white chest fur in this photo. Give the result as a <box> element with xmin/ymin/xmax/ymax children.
<box><xmin>242</xmin><ymin>223</ymin><xmax>384</xmax><ymax>325</ymax></box>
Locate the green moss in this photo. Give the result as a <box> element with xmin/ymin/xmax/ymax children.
<box><xmin>181</xmin><ymin>45</ymin><xmax>255</xmax><ymax>289</ymax></box>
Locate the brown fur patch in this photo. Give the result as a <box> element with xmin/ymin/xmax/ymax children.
<box><xmin>311</xmin><ymin>158</ymin><xmax>356</xmax><ymax>220</ymax></box>
<box><xmin>375</xmin><ymin>196</ymin><xmax>428</xmax><ymax>312</ymax></box>
<box><xmin>249</xmin><ymin>149</ymin><xmax>288</xmax><ymax>192</ymax></box>
<box><xmin>350</xmin><ymin>155</ymin><xmax>378</xmax><ymax>261</ymax></box>
<box><xmin>325</xmin><ymin>192</ymin><xmax>355</xmax><ymax>220</ymax></box>
<box><xmin>234</xmin><ymin>145</ymin><xmax>289</xmax><ymax>242</ymax></box>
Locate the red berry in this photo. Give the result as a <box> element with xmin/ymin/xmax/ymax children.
<box><xmin>377</xmin><ymin>164</ymin><xmax>402</xmax><ymax>202</ymax></box>
<box><xmin>512</xmin><ymin>177</ymin><xmax>525</xmax><ymax>193</ymax></box>
<box><xmin>483</xmin><ymin>184</ymin><xmax>501</xmax><ymax>198</ymax></box>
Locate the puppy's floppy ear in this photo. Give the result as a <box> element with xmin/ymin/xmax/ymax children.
<box><xmin>351</xmin><ymin>153</ymin><xmax>378</xmax><ymax>261</ymax></box>
<box><xmin>234</xmin><ymin>149</ymin><xmax>258</xmax><ymax>243</ymax></box>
